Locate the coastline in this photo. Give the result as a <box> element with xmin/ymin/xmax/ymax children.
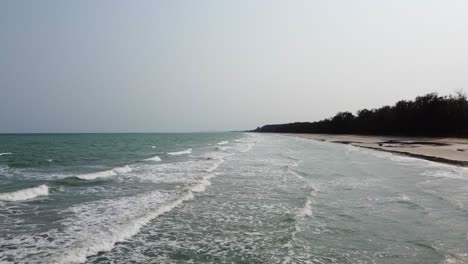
<box><xmin>283</xmin><ymin>133</ymin><xmax>468</xmax><ymax>167</ymax></box>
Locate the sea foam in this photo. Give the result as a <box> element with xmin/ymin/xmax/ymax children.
<box><xmin>241</xmin><ymin>143</ymin><xmax>255</xmax><ymax>153</ymax></box>
<box><xmin>0</xmin><ymin>152</ymin><xmax>12</xmax><ymax>156</ymax></box>
<box><xmin>421</xmin><ymin>168</ymin><xmax>468</xmax><ymax>180</ymax></box>
<box><xmin>167</xmin><ymin>148</ymin><xmax>192</xmax><ymax>155</ymax></box>
<box><xmin>217</xmin><ymin>141</ymin><xmax>229</xmax><ymax>145</ymax></box>
<box><xmin>0</xmin><ymin>184</ymin><xmax>49</xmax><ymax>202</ymax></box>
<box><xmin>0</xmin><ymin>134</ymin><xmax>252</xmax><ymax>263</ymax></box>
<box><xmin>49</xmin><ymin>190</ymin><xmax>195</xmax><ymax>264</ymax></box>
<box><xmin>190</xmin><ymin>177</ymin><xmax>213</xmax><ymax>193</ymax></box>
<box><xmin>205</xmin><ymin>158</ymin><xmax>225</xmax><ymax>172</ymax></box>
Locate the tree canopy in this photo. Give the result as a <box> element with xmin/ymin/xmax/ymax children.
<box><xmin>253</xmin><ymin>92</ymin><xmax>468</xmax><ymax>137</ymax></box>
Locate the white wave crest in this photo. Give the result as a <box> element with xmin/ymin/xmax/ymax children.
<box><xmin>0</xmin><ymin>152</ymin><xmax>12</xmax><ymax>156</ymax></box>
<box><xmin>217</xmin><ymin>141</ymin><xmax>229</xmax><ymax>145</ymax></box>
<box><xmin>216</xmin><ymin>146</ymin><xmax>232</xmax><ymax>151</ymax></box>
<box><xmin>0</xmin><ymin>184</ymin><xmax>49</xmax><ymax>202</ymax></box>
<box><xmin>151</xmin><ymin>146</ymin><xmax>156</xmax><ymax>149</ymax></box>
<box><xmin>145</xmin><ymin>155</ymin><xmax>162</xmax><ymax>162</ymax></box>
<box><xmin>114</xmin><ymin>165</ymin><xmax>132</xmax><ymax>174</ymax></box>
<box><xmin>296</xmin><ymin>198</ymin><xmax>313</xmax><ymax>218</ymax></box>
<box><xmin>167</xmin><ymin>148</ymin><xmax>192</xmax><ymax>155</ymax></box>
<box><xmin>77</xmin><ymin>170</ymin><xmax>117</xmax><ymax>180</ymax></box>
<box><xmin>77</xmin><ymin>166</ymin><xmax>132</xmax><ymax>180</ymax></box>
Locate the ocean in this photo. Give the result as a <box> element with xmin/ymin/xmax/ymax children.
<box><xmin>0</xmin><ymin>133</ymin><xmax>467</xmax><ymax>263</ymax></box>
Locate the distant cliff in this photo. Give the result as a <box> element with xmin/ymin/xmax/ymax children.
<box><xmin>252</xmin><ymin>92</ymin><xmax>468</xmax><ymax>137</ymax></box>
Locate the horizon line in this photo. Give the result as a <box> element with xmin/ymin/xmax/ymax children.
<box><xmin>0</xmin><ymin>131</ymin><xmax>244</xmax><ymax>135</ymax></box>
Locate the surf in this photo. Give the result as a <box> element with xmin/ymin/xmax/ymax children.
<box><xmin>167</xmin><ymin>148</ymin><xmax>192</xmax><ymax>155</ymax></box>
<box><xmin>144</xmin><ymin>155</ymin><xmax>162</xmax><ymax>162</ymax></box>
<box><xmin>76</xmin><ymin>165</ymin><xmax>132</xmax><ymax>180</ymax></box>
<box><xmin>0</xmin><ymin>184</ymin><xmax>49</xmax><ymax>202</ymax></box>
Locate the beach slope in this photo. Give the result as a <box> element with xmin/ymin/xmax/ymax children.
<box><xmin>288</xmin><ymin>134</ymin><xmax>468</xmax><ymax>167</ymax></box>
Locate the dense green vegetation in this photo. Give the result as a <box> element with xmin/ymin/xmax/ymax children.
<box><xmin>253</xmin><ymin>92</ymin><xmax>468</xmax><ymax>137</ymax></box>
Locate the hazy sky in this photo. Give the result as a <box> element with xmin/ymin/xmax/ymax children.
<box><xmin>1</xmin><ymin>0</ymin><xmax>468</xmax><ymax>132</ymax></box>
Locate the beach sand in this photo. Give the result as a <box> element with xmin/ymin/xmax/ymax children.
<box><xmin>286</xmin><ymin>133</ymin><xmax>468</xmax><ymax>167</ymax></box>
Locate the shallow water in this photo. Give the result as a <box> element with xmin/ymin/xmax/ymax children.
<box><xmin>1</xmin><ymin>133</ymin><xmax>467</xmax><ymax>263</ymax></box>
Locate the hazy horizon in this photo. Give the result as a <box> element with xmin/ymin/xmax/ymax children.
<box><xmin>2</xmin><ymin>0</ymin><xmax>468</xmax><ymax>133</ymax></box>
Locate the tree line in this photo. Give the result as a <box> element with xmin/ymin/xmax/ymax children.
<box><xmin>252</xmin><ymin>92</ymin><xmax>468</xmax><ymax>137</ymax></box>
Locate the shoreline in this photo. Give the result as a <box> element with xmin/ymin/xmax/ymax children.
<box><xmin>281</xmin><ymin>133</ymin><xmax>468</xmax><ymax>167</ymax></box>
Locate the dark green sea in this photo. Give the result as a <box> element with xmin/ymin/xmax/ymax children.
<box><xmin>1</xmin><ymin>133</ymin><xmax>467</xmax><ymax>263</ymax></box>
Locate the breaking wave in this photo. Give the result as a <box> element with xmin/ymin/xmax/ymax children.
<box><xmin>296</xmin><ymin>198</ymin><xmax>313</xmax><ymax>218</ymax></box>
<box><xmin>0</xmin><ymin>133</ymin><xmax>260</xmax><ymax>263</ymax></box>
<box><xmin>145</xmin><ymin>155</ymin><xmax>162</xmax><ymax>162</ymax></box>
<box><xmin>167</xmin><ymin>148</ymin><xmax>192</xmax><ymax>155</ymax></box>
<box><xmin>76</xmin><ymin>165</ymin><xmax>132</xmax><ymax>180</ymax></box>
<box><xmin>0</xmin><ymin>184</ymin><xmax>49</xmax><ymax>202</ymax></box>
<box><xmin>15</xmin><ymin>161</ymin><xmax>222</xmax><ymax>263</ymax></box>
<box><xmin>216</xmin><ymin>146</ymin><xmax>232</xmax><ymax>151</ymax></box>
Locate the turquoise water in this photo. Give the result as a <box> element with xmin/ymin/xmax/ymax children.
<box><xmin>1</xmin><ymin>133</ymin><xmax>468</xmax><ymax>263</ymax></box>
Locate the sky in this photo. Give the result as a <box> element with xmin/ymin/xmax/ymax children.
<box><xmin>1</xmin><ymin>0</ymin><xmax>468</xmax><ymax>133</ymax></box>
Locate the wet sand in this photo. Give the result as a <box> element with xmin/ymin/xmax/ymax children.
<box><xmin>287</xmin><ymin>134</ymin><xmax>468</xmax><ymax>167</ymax></box>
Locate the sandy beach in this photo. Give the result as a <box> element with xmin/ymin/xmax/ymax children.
<box><xmin>287</xmin><ymin>133</ymin><xmax>468</xmax><ymax>167</ymax></box>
